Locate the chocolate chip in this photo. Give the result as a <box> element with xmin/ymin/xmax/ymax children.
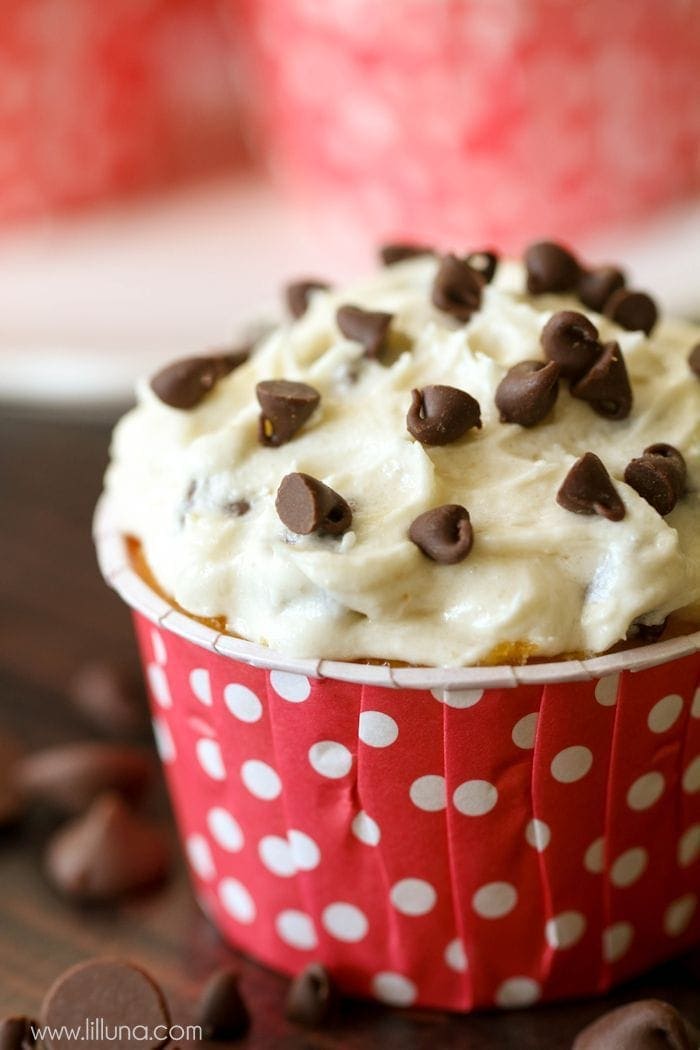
<box><xmin>286</xmin><ymin>279</ymin><xmax>331</xmax><ymax>319</ymax></box>
<box><xmin>379</xmin><ymin>243</ymin><xmax>433</xmax><ymax>265</ymax></box>
<box><xmin>431</xmin><ymin>254</ymin><xmax>484</xmax><ymax>322</ymax></box>
<box><xmin>44</xmin><ymin>793</ymin><xmax>170</xmax><ymax>901</ymax></box>
<box><xmin>0</xmin><ymin>734</ymin><xmax>24</xmax><ymax>829</ymax></box>
<box><xmin>578</xmin><ymin>265</ymin><xmax>626</xmax><ymax>312</ymax></box>
<box><xmin>68</xmin><ymin>661</ymin><xmax>148</xmax><ymax>737</ymax></box>
<box><xmin>573</xmin><ymin>999</ymin><xmax>694</xmax><ymax>1050</ymax></box>
<box><xmin>197</xmin><ymin>968</ymin><xmax>250</xmax><ymax>1040</ymax></box>
<box><xmin>286</xmin><ymin>964</ymin><xmax>341</xmax><ymax>1029</ymax></box>
<box><xmin>627</xmin><ymin>616</ymin><xmax>668</xmax><ymax>643</ymax></box>
<box><xmin>409</xmin><ymin>505</ymin><xmax>473</xmax><ymax>564</ymax></box>
<box><xmin>540</xmin><ymin>310</ymin><xmax>602</xmax><ymax>381</ymax></box>
<box><xmin>624</xmin><ymin>443</ymin><xmax>686</xmax><ymax>516</ymax></box>
<box><xmin>604</xmin><ymin>288</ymin><xmax>658</xmax><ymax>335</ymax></box>
<box><xmin>41</xmin><ymin>959</ymin><xmax>170</xmax><ymax>1050</ymax></box>
<box><xmin>0</xmin><ymin>1017</ymin><xmax>36</xmax><ymax>1050</ymax></box>
<box><xmin>524</xmin><ymin>241</ymin><xmax>580</xmax><ymax>294</ymax></box>
<box><xmin>150</xmin><ymin>351</ymin><xmax>247</xmax><ymax>409</ymax></box>
<box><xmin>17</xmin><ymin>742</ymin><xmax>152</xmax><ymax>814</ymax></box>
<box><xmin>336</xmin><ymin>304</ymin><xmax>393</xmax><ymax>359</ymax></box>
<box><xmin>571</xmin><ymin>340</ymin><xmax>633</xmax><ymax>420</ymax></box>
<box><xmin>557</xmin><ymin>452</ymin><xmax>625</xmax><ymax>521</ymax></box>
<box><xmin>223</xmin><ymin>498</ymin><xmax>250</xmax><ymax>517</ymax></box>
<box><xmin>495</xmin><ymin>360</ymin><xmax>560</xmax><ymax>427</ymax></box>
<box><xmin>465</xmin><ymin>250</ymin><xmax>499</xmax><ymax>284</ymax></box>
<box><xmin>689</xmin><ymin>343</ymin><xmax>700</xmax><ymax>376</ymax></box>
<box><xmin>276</xmin><ymin>473</ymin><xmax>352</xmax><ymax>536</ymax></box>
<box><xmin>406</xmin><ymin>385</ymin><xmax>482</xmax><ymax>445</ymax></box>
<box><xmin>256</xmin><ymin>379</ymin><xmax>321</xmax><ymax>447</ymax></box>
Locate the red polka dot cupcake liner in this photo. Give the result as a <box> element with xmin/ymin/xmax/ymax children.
<box><xmin>95</xmin><ymin>497</ymin><xmax>700</xmax><ymax>1012</ymax></box>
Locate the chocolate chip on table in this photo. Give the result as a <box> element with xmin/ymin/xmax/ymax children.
<box><xmin>256</xmin><ymin>379</ymin><xmax>321</xmax><ymax>447</ymax></box>
<box><xmin>41</xmin><ymin>959</ymin><xmax>170</xmax><ymax>1050</ymax></box>
<box><xmin>465</xmin><ymin>249</ymin><xmax>499</xmax><ymax>284</ymax></box>
<box><xmin>276</xmin><ymin>473</ymin><xmax>352</xmax><ymax>536</ymax></box>
<box><xmin>196</xmin><ymin>968</ymin><xmax>250</xmax><ymax>1040</ymax></box>
<box><xmin>540</xmin><ymin>310</ymin><xmax>602</xmax><ymax>381</ymax></box>
<box><xmin>624</xmin><ymin>443</ymin><xmax>687</xmax><ymax>516</ymax></box>
<box><xmin>0</xmin><ymin>1016</ymin><xmax>36</xmax><ymax>1050</ymax></box>
<box><xmin>689</xmin><ymin>343</ymin><xmax>700</xmax><ymax>376</ymax></box>
<box><xmin>336</xmin><ymin>304</ymin><xmax>393</xmax><ymax>359</ymax></box>
<box><xmin>573</xmin><ymin>998</ymin><xmax>696</xmax><ymax>1050</ymax></box>
<box><xmin>571</xmin><ymin>340</ymin><xmax>633</xmax><ymax>420</ymax></box>
<box><xmin>577</xmin><ymin>265</ymin><xmax>626</xmax><ymax>312</ymax></box>
<box><xmin>286</xmin><ymin>964</ymin><xmax>341</xmax><ymax>1029</ymax></box>
<box><xmin>409</xmin><ymin>505</ymin><xmax>474</xmax><ymax>564</ymax></box>
<box><xmin>68</xmin><ymin>661</ymin><xmax>148</xmax><ymax>737</ymax></box>
<box><xmin>286</xmin><ymin>279</ymin><xmax>331</xmax><ymax>320</ymax></box>
<box><xmin>379</xmin><ymin>243</ymin><xmax>434</xmax><ymax>265</ymax></box>
<box><xmin>431</xmin><ymin>254</ymin><xmax>484</xmax><ymax>322</ymax></box>
<box><xmin>557</xmin><ymin>452</ymin><xmax>625</xmax><ymax>521</ymax></box>
<box><xmin>17</xmin><ymin>742</ymin><xmax>152</xmax><ymax>815</ymax></box>
<box><xmin>150</xmin><ymin>351</ymin><xmax>248</xmax><ymax>409</ymax></box>
<box><xmin>45</xmin><ymin>793</ymin><xmax>170</xmax><ymax>901</ymax></box>
<box><xmin>604</xmin><ymin>287</ymin><xmax>658</xmax><ymax>335</ymax></box>
<box><xmin>524</xmin><ymin>240</ymin><xmax>580</xmax><ymax>294</ymax></box>
<box><xmin>495</xmin><ymin>360</ymin><xmax>560</xmax><ymax>427</ymax></box>
<box><xmin>406</xmin><ymin>385</ymin><xmax>482</xmax><ymax>445</ymax></box>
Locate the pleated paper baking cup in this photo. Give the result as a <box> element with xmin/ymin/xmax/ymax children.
<box><xmin>95</xmin><ymin>496</ymin><xmax>700</xmax><ymax>1012</ymax></box>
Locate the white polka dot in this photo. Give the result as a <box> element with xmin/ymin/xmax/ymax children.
<box><xmin>682</xmin><ymin>756</ymin><xmax>700</xmax><ymax>794</ymax></box>
<box><xmin>219</xmin><ymin>878</ymin><xmax>256</xmax><ymax>923</ymax></box>
<box><xmin>584</xmin><ymin>837</ymin><xmax>605</xmax><ymax>874</ymax></box>
<box><xmin>276</xmin><ymin>909</ymin><xmax>318</xmax><ymax>950</ymax></box>
<box><xmin>151</xmin><ymin>716</ymin><xmax>176</xmax><ymax>763</ymax></box>
<box><xmin>610</xmin><ymin>847</ymin><xmax>648</xmax><ymax>888</ymax></box>
<box><xmin>308</xmin><ymin>740</ymin><xmax>353</xmax><ymax>779</ymax></box>
<box><xmin>665</xmin><ymin>894</ymin><xmax>697</xmax><ymax>936</ymax></box>
<box><xmin>525</xmin><ymin>819</ymin><xmax>551</xmax><ymax>852</ymax></box>
<box><xmin>410</xmin><ymin>774</ymin><xmax>446</xmax><ymax>812</ymax></box>
<box><xmin>545</xmin><ymin>911</ymin><xmax>586</xmax><ymax>950</ymax></box>
<box><xmin>288</xmin><ymin>829</ymin><xmax>321</xmax><ymax>871</ymax></box>
<box><xmin>472</xmin><ymin>882</ymin><xmax>518</xmax><ymax>919</ymax></box>
<box><xmin>358</xmin><ymin>711</ymin><xmax>399</xmax><ymax>748</ymax></box>
<box><xmin>151</xmin><ymin>629</ymin><xmax>167</xmax><ymax>665</ymax></box>
<box><xmin>224</xmin><ymin>683</ymin><xmax>263</xmax><ymax>723</ymax></box>
<box><xmin>259</xmin><ymin>835</ymin><xmax>296</xmax><ymax>877</ymax></box>
<box><xmin>351</xmin><ymin>811</ymin><xmax>381</xmax><ymax>846</ymax></box>
<box><xmin>390</xmin><ymin>878</ymin><xmax>437</xmax><ymax>917</ymax></box>
<box><xmin>207</xmin><ymin>807</ymin><xmax>244</xmax><ymax>852</ymax></box>
<box><xmin>186</xmin><ymin>834</ymin><xmax>216</xmax><ymax>881</ymax></box>
<box><xmin>512</xmin><ymin>712</ymin><xmax>538</xmax><ymax>750</ymax></box>
<box><xmin>453</xmin><ymin>780</ymin><xmax>498</xmax><ymax>817</ymax></box>
<box><xmin>594</xmin><ymin>674</ymin><xmax>620</xmax><ymax>707</ymax></box>
<box><xmin>627</xmin><ymin>771</ymin><xmax>665</xmax><ymax>811</ymax></box>
<box><xmin>196</xmin><ymin>738</ymin><xmax>226</xmax><ymax>781</ymax></box>
<box><xmin>444</xmin><ymin>938</ymin><xmax>468</xmax><ymax>973</ymax></box>
<box><xmin>431</xmin><ymin>688</ymin><xmax>484</xmax><ymax>709</ymax></box>
<box><xmin>147</xmin><ymin>663</ymin><xmax>171</xmax><ymax>708</ymax></box>
<box><xmin>551</xmin><ymin>745</ymin><xmax>593</xmax><ymax>783</ymax></box>
<box><xmin>678</xmin><ymin>825</ymin><xmax>700</xmax><ymax>868</ymax></box>
<box><xmin>371</xmin><ymin>972</ymin><xmax>417</xmax><ymax>1007</ymax></box>
<box><xmin>648</xmin><ymin>693</ymin><xmax>684</xmax><ymax>734</ymax></box>
<box><xmin>692</xmin><ymin>688</ymin><xmax>700</xmax><ymax>719</ymax></box>
<box><xmin>240</xmin><ymin>759</ymin><xmax>281</xmax><ymax>800</ymax></box>
<box><xmin>603</xmin><ymin>921</ymin><xmax>634</xmax><ymax>963</ymax></box>
<box><xmin>495</xmin><ymin>977</ymin><xmax>541</xmax><ymax>1008</ymax></box>
<box><xmin>189</xmin><ymin>668</ymin><xmax>211</xmax><ymax>706</ymax></box>
<box><xmin>270</xmin><ymin>670</ymin><xmax>311</xmax><ymax>702</ymax></box>
<box><xmin>322</xmin><ymin>902</ymin><xmax>368</xmax><ymax>942</ymax></box>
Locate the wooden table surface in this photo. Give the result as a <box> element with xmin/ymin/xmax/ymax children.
<box><xmin>1</xmin><ymin>408</ymin><xmax>699</xmax><ymax>1049</ymax></box>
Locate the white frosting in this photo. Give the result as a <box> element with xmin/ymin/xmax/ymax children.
<box><xmin>105</xmin><ymin>258</ymin><xmax>700</xmax><ymax>666</ymax></box>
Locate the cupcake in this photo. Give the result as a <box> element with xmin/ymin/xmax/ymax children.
<box><xmin>97</xmin><ymin>241</ymin><xmax>700</xmax><ymax>1011</ymax></box>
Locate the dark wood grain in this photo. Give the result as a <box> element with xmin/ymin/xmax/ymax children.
<box><xmin>1</xmin><ymin>409</ymin><xmax>698</xmax><ymax>1048</ymax></box>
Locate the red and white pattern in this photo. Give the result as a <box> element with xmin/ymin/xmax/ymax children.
<box><xmin>135</xmin><ymin>611</ymin><xmax>700</xmax><ymax>1012</ymax></box>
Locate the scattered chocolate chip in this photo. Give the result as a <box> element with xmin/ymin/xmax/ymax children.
<box><xmin>17</xmin><ymin>742</ymin><xmax>152</xmax><ymax>814</ymax></box>
<box><xmin>557</xmin><ymin>452</ymin><xmax>625</xmax><ymax>521</ymax></box>
<box><xmin>68</xmin><ymin>661</ymin><xmax>148</xmax><ymax>737</ymax></box>
<box><xmin>431</xmin><ymin>254</ymin><xmax>484</xmax><ymax>322</ymax></box>
<box><xmin>495</xmin><ymin>360</ymin><xmax>560</xmax><ymax>427</ymax></box>
<box><xmin>196</xmin><ymin>968</ymin><xmax>250</xmax><ymax>1040</ymax></box>
<box><xmin>41</xmin><ymin>959</ymin><xmax>170</xmax><ymax>1050</ymax></box>
<box><xmin>573</xmin><ymin>999</ymin><xmax>695</xmax><ymax>1050</ymax></box>
<box><xmin>379</xmin><ymin>243</ymin><xmax>433</xmax><ymax>265</ymax></box>
<box><xmin>0</xmin><ymin>1016</ymin><xmax>36</xmax><ymax>1050</ymax></box>
<box><xmin>571</xmin><ymin>340</ymin><xmax>633</xmax><ymax>420</ymax></box>
<box><xmin>409</xmin><ymin>505</ymin><xmax>474</xmax><ymax>564</ymax></box>
<box><xmin>276</xmin><ymin>473</ymin><xmax>352</xmax><ymax>536</ymax></box>
<box><xmin>45</xmin><ymin>793</ymin><xmax>170</xmax><ymax>901</ymax></box>
<box><xmin>604</xmin><ymin>288</ymin><xmax>658</xmax><ymax>335</ymax></box>
<box><xmin>524</xmin><ymin>241</ymin><xmax>580</xmax><ymax>294</ymax></box>
<box><xmin>286</xmin><ymin>964</ymin><xmax>341</xmax><ymax>1029</ymax></box>
<box><xmin>624</xmin><ymin>443</ymin><xmax>686</xmax><ymax>516</ymax></box>
<box><xmin>223</xmin><ymin>498</ymin><xmax>250</xmax><ymax>517</ymax></box>
<box><xmin>150</xmin><ymin>351</ymin><xmax>247</xmax><ymax>410</ymax></box>
<box><xmin>627</xmin><ymin>617</ymin><xmax>668</xmax><ymax>643</ymax></box>
<box><xmin>540</xmin><ymin>310</ymin><xmax>602</xmax><ymax>381</ymax></box>
<box><xmin>465</xmin><ymin>249</ymin><xmax>499</xmax><ymax>284</ymax></box>
<box><xmin>256</xmin><ymin>379</ymin><xmax>321</xmax><ymax>447</ymax></box>
<box><xmin>286</xmin><ymin>279</ymin><xmax>331</xmax><ymax>319</ymax></box>
<box><xmin>578</xmin><ymin>265</ymin><xmax>626</xmax><ymax>312</ymax></box>
<box><xmin>336</xmin><ymin>304</ymin><xmax>393</xmax><ymax>359</ymax></box>
<box><xmin>689</xmin><ymin>343</ymin><xmax>700</xmax><ymax>377</ymax></box>
<box><xmin>406</xmin><ymin>385</ymin><xmax>482</xmax><ymax>445</ymax></box>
